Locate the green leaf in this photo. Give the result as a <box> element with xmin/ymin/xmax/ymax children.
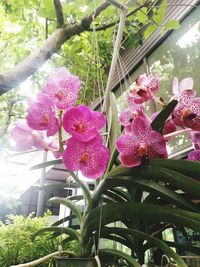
<box><xmin>150</xmin><ymin>158</ymin><xmax>200</xmax><ymax>178</ymax></box>
<box><xmin>32</xmin><ymin>226</ymin><xmax>80</xmax><ymax>242</ymax></box>
<box><xmin>30</xmin><ymin>159</ymin><xmax>62</xmax><ymax>170</ymax></box>
<box><xmin>151</xmin><ymin>100</ymin><xmax>178</xmax><ymax>132</ymax></box>
<box><xmin>93</xmin><ymin>176</ymin><xmax>197</xmax><ymax>211</ymax></box>
<box><xmin>108</xmin><ymin>92</ymin><xmax>120</xmax><ymax>153</ymax></box>
<box><xmin>49</xmin><ymin>197</ymin><xmax>82</xmax><ymax>223</ymax></box>
<box><xmin>105</xmin><ymin>161</ymin><xmax>200</xmax><ymax>200</ymax></box>
<box><xmin>69</xmin><ymin>172</ymin><xmax>91</xmax><ymax>208</ymax></box>
<box><xmin>144</xmin><ymin>25</ymin><xmax>157</xmax><ymax>39</ymax></box>
<box><xmin>153</xmin><ymin>0</ymin><xmax>167</xmax><ymax>24</ymax></box>
<box><xmin>137</xmin><ymin>8</ymin><xmax>148</xmax><ymax>23</ymax></box>
<box><xmin>100</xmin><ymin>228</ymin><xmax>187</xmax><ymax>267</ymax></box>
<box><xmin>99</xmin><ymin>248</ymin><xmax>140</xmax><ymax>267</ymax></box>
<box><xmin>51</xmin><ymin>214</ymin><xmax>76</xmax><ymax>226</ymax></box>
<box><xmin>164</xmin><ymin>19</ymin><xmax>180</xmax><ymax>30</ymax></box>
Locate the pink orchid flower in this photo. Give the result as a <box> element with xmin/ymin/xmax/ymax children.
<box><xmin>62</xmin><ymin>136</ymin><xmax>110</xmax><ymax>179</ymax></box>
<box><xmin>172</xmin><ymin>77</ymin><xmax>200</xmax><ymax>130</ymax></box>
<box><xmin>188</xmin><ymin>150</ymin><xmax>200</xmax><ymax>161</ymax></box>
<box><xmin>27</xmin><ymin>102</ymin><xmax>59</xmax><ymax>137</ymax></box>
<box><xmin>62</xmin><ymin>105</ymin><xmax>105</xmax><ymax>142</ymax></box>
<box><xmin>42</xmin><ymin>67</ymin><xmax>81</xmax><ymax>110</ymax></box>
<box><xmin>11</xmin><ymin>120</ymin><xmax>44</xmax><ymax>151</ymax></box>
<box><xmin>189</xmin><ymin>131</ymin><xmax>200</xmax><ymax>150</ymax></box>
<box><xmin>119</xmin><ymin>106</ymin><xmax>146</xmax><ymax>132</ymax></box>
<box><xmin>116</xmin><ymin>116</ymin><xmax>167</xmax><ymax>167</ymax></box>
<box><xmin>127</xmin><ymin>73</ymin><xmax>160</xmax><ymax>105</ymax></box>
<box><xmin>172</xmin><ymin>77</ymin><xmax>195</xmax><ymax>101</ymax></box>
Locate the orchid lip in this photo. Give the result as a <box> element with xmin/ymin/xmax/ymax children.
<box><xmin>80</xmin><ymin>152</ymin><xmax>90</xmax><ymax>164</ymax></box>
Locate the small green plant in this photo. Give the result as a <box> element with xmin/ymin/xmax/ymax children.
<box><xmin>0</xmin><ymin>212</ymin><xmax>58</xmax><ymax>267</ymax></box>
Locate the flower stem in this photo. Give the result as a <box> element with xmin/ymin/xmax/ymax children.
<box><xmin>58</xmin><ymin>110</ymin><xmax>64</xmax><ymax>152</ymax></box>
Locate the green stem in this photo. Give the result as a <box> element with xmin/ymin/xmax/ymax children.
<box><xmin>58</xmin><ymin>110</ymin><xmax>64</xmax><ymax>152</ymax></box>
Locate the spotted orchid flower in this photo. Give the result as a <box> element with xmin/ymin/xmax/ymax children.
<box><xmin>42</xmin><ymin>67</ymin><xmax>81</xmax><ymax>110</ymax></box>
<box><xmin>27</xmin><ymin>93</ymin><xmax>59</xmax><ymax>137</ymax></box>
<box><xmin>62</xmin><ymin>105</ymin><xmax>105</xmax><ymax>142</ymax></box>
<box><xmin>119</xmin><ymin>106</ymin><xmax>146</xmax><ymax>132</ymax></box>
<box><xmin>62</xmin><ymin>135</ymin><xmax>110</xmax><ymax>179</ymax></box>
<box><xmin>116</xmin><ymin>116</ymin><xmax>167</xmax><ymax>167</ymax></box>
<box><xmin>127</xmin><ymin>73</ymin><xmax>160</xmax><ymax>105</ymax></box>
<box><xmin>11</xmin><ymin>120</ymin><xmax>44</xmax><ymax>151</ymax></box>
<box><xmin>189</xmin><ymin>131</ymin><xmax>200</xmax><ymax>149</ymax></box>
<box><xmin>172</xmin><ymin>77</ymin><xmax>195</xmax><ymax>101</ymax></box>
<box><xmin>188</xmin><ymin>150</ymin><xmax>200</xmax><ymax>161</ymax></box>
<box><xmin>172</xmin><ymin>77</ymin><xmax>200</xmax><ymax>131</ymax></box>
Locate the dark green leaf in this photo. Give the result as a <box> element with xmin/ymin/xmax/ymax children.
<box><xmin>151</xmin><ymin>100</ymin><xmax>178</xmax><ymax>133</ymax></box>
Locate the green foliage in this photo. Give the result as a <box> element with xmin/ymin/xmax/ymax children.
<box><xmin>164</xmin><ymin>19</ymin><xmax>180</xmax><ymax>30</ymax></box>
<box><xmin>0</xmin><ymin>212</ymin><xmax>58</xmax><ymax>267</ymax></box>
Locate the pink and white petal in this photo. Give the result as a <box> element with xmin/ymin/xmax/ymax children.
<box><xmin>147</xmin><ymin>131</ymin><xmax>167</xmax><ymax>156</ymax></box>
<box><xmin>37</xmin><ymin>93</ymin><xmax>53</xmax><ymax>107</ymax></box>
<box><xmin>91</xmin><ymin>111</ymin><xmax>106</xmax><ymax>129</ymax></box>
<box><xmin>47</xmin><ymin>116</ymin><xmax>59</xmax><ymax>137</ymax></box>
<box><xmin>188</xmin><ymin>150</ymin><xmax>200</xmax><ymax>161</ymax></box>
<box><xmin>135</xmin><ymin>74</ymin><xmax>147</xmax><ymax>86</ymax></box>
<box><xmin>62</xmin><ymin>105</ymin><xmax>91</xmax><ymax>134</ymax></box>
<box><xmin>81</xmin><ymin>145</ymin><xmax>110</xmax><ymax>179</ymax></box>
<box><xmin>119</xmin><ymin>108</ymin><xmax>134</xmax><ymax>126</ymax></box>
<box><xmin>179</xmin><ymin>78</ymin><xmax>193</xmax><ymax>93</ymax></box>
<box><xmin>163</xmin><ymin>120</ymin><xmax>176</xmax><ymax>136</ymax></box>
<box><xmin>27</xmin><ymin>104</ymin><xmax>51</xmax><ymax>131</ymax></box>
<box><xmin>189</xmin><ymin>131</ymin><xmax>200</xmax><ymax>145</ymax></box>
<box><xmin>172</xmin><ymin>77</ymin><xmax>179</xmax><ymax>96</ymax></box>
<box><xmin>120</xmin><ymin>154</ymin><xmax>141</xmax><ymax>167</ymax></box>
<box><xmin>131</xmin><ymin>116</ymin><xmax>150</xmax><ymax>139</ymax></box>
<box><xmin>189</xmin><ymin>98</ymin><xmax>200</xmax><ymax>116</ymax></box>
<box><xmin>183</xmin><ymin>114</ymin><xmax>200</xmax><ymax>131</ymax></box>
<box><xmin>59</xmin><ymin>73</ymin><xmax>81</xmax><ymax>94</ymax></box>
<box><xmin>147</xmin><ymin>74</ymin><xmax>160</xmax><ymax>94</ymax></box>
<box><xmin>62</xmin><ymin>138</ymin><xmax>85</xmax><ymax>171</ymax></box>
<box><xmin>72</xmin><ymin>125</ymin><xmax>99</xmax><ymax>142</ymax></box>
<box><xmin>116</xmin><ymin>133</ymin><xmax>138</xmax><ymax>155</ymax></box>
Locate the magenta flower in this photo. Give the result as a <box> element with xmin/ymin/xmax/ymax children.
<box><xmin>62</xmin><ymin>136</ymin><xmax>110</xmax><ymax>179</ymax></box>
<box><xmin>172</xmin><ymin>77</ymin><xmax>195</xmax><ymax>101</ymax></box>
<box><xmin>119</xmin><ymin>107</ymin><xmax>146</xmax><ymax>132</ymax></box>
<box><xmin>42</xmin><ymin>67</ymin><xmax>81</xmax><ymax>110</ymax></box>
<box><xmin>188</xmin><ymin>150</ymin><xmax>200</xmax><ymax>161</ymax></box>
<box><xmin>172</xmin><ymin>77</ymin><xmax>200</xmax><ymax>130</ymax></box>
<box><xmin>27</xmin><ymin>102</ymin><xmax>59</xmax><ymax>137</ymax></box>
<box><xmin>62</xmin><ymin>105</ymin><xmax>105</xmax><ymax>142</ymax></box>
<box><xmin>127</xmin><ymin>73</ymin><xmax>160</xmax><ymax>105</ymax></box>
<box><xmin>11</xmin><ymin>120</ymin><xmax>44</xmax><ymax>151</ymax></box>
<box><xmin>116</xmin><ymin>116</ymin><xmax>167</xmax><ymax>167</ymax></box>
<box><xmin>189</xmin><ymin>131</ymin><xmax>200</xmax><ymax>149</ymax></box>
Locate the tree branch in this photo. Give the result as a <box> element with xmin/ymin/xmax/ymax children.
<box><xmin>87</xmin><ymin>0</ymin><xmax>152</xmax><ymax>32</ymax></box>
<box><xmin>53</xmin><ymin>0</ymin><xmax>64</xmax><ymax>27</ymax></box>
<box><xmin>0</xmin><ymin>1</ymin><xmax>110</xmax><ymax>96</ymax></box>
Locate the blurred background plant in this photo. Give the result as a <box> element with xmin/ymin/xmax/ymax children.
<box><xmin>0</xmin><ymin>212</ymin><xmax>60</xmax><ymax>267</ymax></box>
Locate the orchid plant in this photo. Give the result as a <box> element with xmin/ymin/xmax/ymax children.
<box><xmin>11</xmin><ymin>68</ymin><xmax>200</xmax><ymax>266</ymax></box>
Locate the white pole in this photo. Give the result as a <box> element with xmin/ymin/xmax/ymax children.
<box><xmin>36</xmin><ymin>150</ymin><xmax>47</xmax><ymax>217</ymax></box>
<box><xmin>102</xmin><ymin>1</ymin><xmax>128</xmax><ymax>114</ymax></box>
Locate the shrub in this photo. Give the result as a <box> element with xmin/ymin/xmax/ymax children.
<box><xmin>0</xmin><ymin>212</ymin><xmax>59</xmax><ymax>266</ymax></box>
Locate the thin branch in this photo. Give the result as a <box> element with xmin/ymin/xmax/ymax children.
<box><xmin>53</xmin><ymin>0</ymin><xmax>65</xmax><ymax>27</ymax></box>
<box><xmin>87</xmin><ymin>0</ymin><xmax>152</xmax><ymax>32</ymax></box>
<box><xmin>0</xmin><ymin>1</ymin><xmax>110</xmax><ymax>96</ymax></box>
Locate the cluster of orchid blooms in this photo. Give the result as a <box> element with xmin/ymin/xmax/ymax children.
<box><xmin>11</xmin><ymin>67</ymin><xmax>200</xmax><ymax>179</ymax></box>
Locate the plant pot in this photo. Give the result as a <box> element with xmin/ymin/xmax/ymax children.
<box><xmin>55</xmin><ymin>257</ymin><xmax>98</xmax><ymax>267</ymax></box>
